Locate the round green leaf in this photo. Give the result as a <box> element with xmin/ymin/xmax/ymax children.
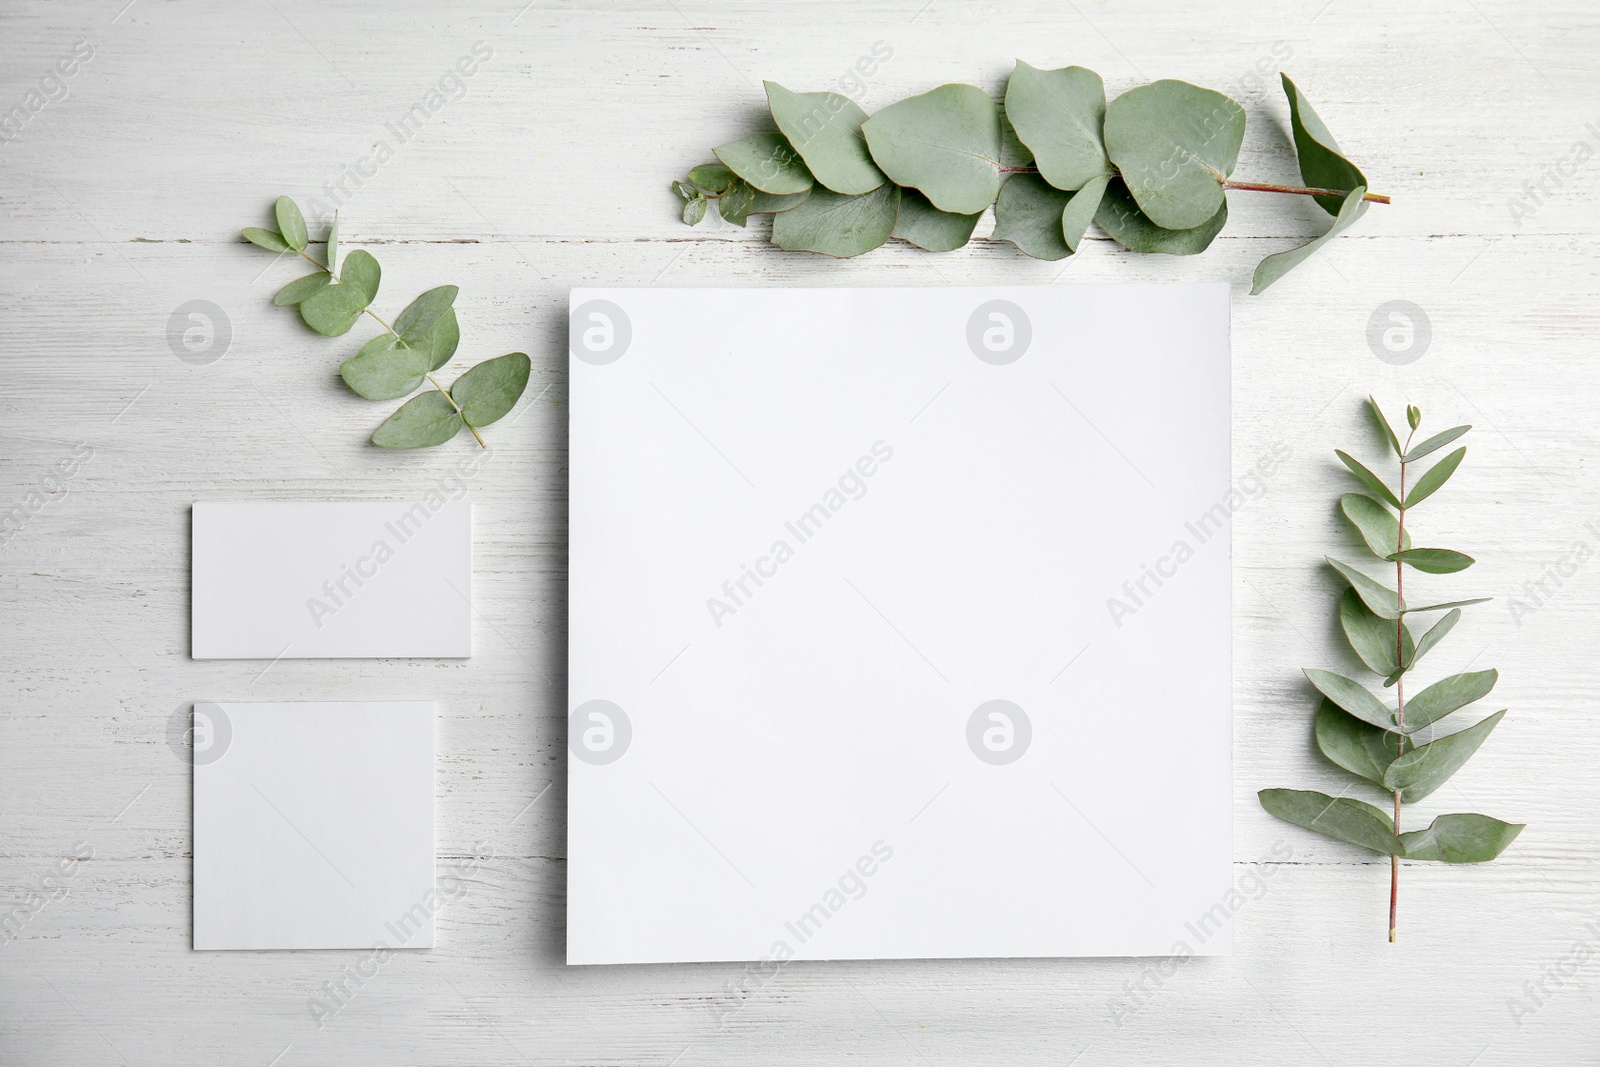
<box><xmin>408</xmin><ymin>306</ymin><xmax>460</xmax><ymax>371</ymax></box>
<box><xmin>371</xmin><ymin>390</ymin><xmax>465</xmax><ymax>449</ymax></box>
<box><xmin>1061</xmin><ymin>174</ymin><xmax>1109</xmax><ymax>252</ymax></box>
<box><xmin>1103</xmin><ymin>80</ymin><xmax>1245</xmax><ymax>230</ymax></box>
<box><xmin>340</xmin><ymin>336</ymin><xmax>429</xmax><ymax>401</ymax></box>
<box><xmin>687</xmin><ymin>162</ymin><xmax>736</xmax><ymax>194</ymax></box>
<box><xmin>991</xmin><ymin>173</ymin><xmax>1072</xmax><ymax>260</ymax></box>
<box><xmin>749</xmin><ymin>187</ymin><xmax>811</xmax><ymax>214</ymax></box>
<box><xmin>862</xmin><ymin>83</ymin><xmax>1003</xmax><ymax>214</ymax></box>
<box><xmin>891</xmin><ymin>188</ymin><xmax>980</xmax><ymax>251</ymax></box>
<box><xmin>1281</xmin><ymin>73</ymin><xmax>1367</xmax><ymax>216</ymax></box>
<box><xmin>1339</xmin><ymin>587</ymin><xmax>1413</xmax><ymax>677</ymax></box>
<box><xmin>719</xmin><ymin>180</ymin><xmax>757</xmax><ymax>227</ymax></box>
<box><xmin>272</xmin><ymin>272</ymin><xmax>331</xmax><ymax>307</ymax></box>
<box><xmin>682</xmin><ymin>197</ymin><xmax>708</xmax><ymax>225</ymax></box>
<box><xmin>1340</xmin><ymin>492</ymin><xmax>1409</xmax><ymax>558</ymax></box>
<box><xmin>394</xmin><ymin>285</ymin><xmax>459</xmax><ymax>341</ymax></box>
<box><xmin>1003</xmin><ymin>62</ymin><xmax>1109</xmax><ymax>191</ymax></box>
<box><xmin>299</xmin><ymin>280</ymin><xmax>370</xmax><ymax>336</ymax></box>
<box><xmin>1315</xmin><ymin>700</ymin><xmax>1398</xmax><ymax>786</ymax></box>
<box><xmin>1250</xmin><ymin>186</ymin><xmax>1369</xmax><ymax>295</ymax></box>
<box><xmin>451</xmin><ymin>352</ymin><xmax>531</xmax><ymax>428</ymax></box>
<box><xmin>766</xmin><ymin>82</ymin><xmax>885</xmax><ymax>195</ymax></box>
<box><xmin>242</xmin><ymin>227</ymin><xmax>291</xmax><ymax>253</ymax></box>
<box><xmin>275</xmin><ymin>195</ymin><xmax>308</xmax><ymax>251</ymax></box>
<box><xmin>772</xmin><ymin>184</ymin><xmax>900</xmax><ymax>258</ymax></box>
<box><xmin>340</xmin><ymin>249</ymin><xmax>381</xmax><ymax>304</ymax></box>
<box><xmin>713</xmin><ymin>131</ymin><xmax>814</xmax><ymax>195</ymax></box>
<box><xmin>1094</xmin><ymin>178</ymin><xmax>1227</xmax><ymax>255</ymax></box>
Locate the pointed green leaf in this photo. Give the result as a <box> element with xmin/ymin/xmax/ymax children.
<box><xmin>452</xmin><ymin>352</ymin><xmax>530</xmax><ymax>428</ymax></box>
<box><xmin>766</xmin><ymin>82</ymin><xmax>885</xmax><ymax>195</ymax></box>
<box><xmin>1399</xmin><ymin>813</ymin><xmax>1524</xmax><ymax>863</ymax></box>
<box><xmin>749</xmin><ymin>187</ymin><xmax>811</xmax><ymax>214</ymax></box>
<box><xmin>275</xmin><ymin>195</ymin><xmax>308</xmax><ymax>251</ymax></box>
<box><xmin>861</xmin><ymin>83</ymin><xmax>1003</xmax><ymax>214</ymax></box>
<box><xmin>1281</xmin><ymin>74</ymin><xmax>1368</xmax><ymax>216</ymax></box>
<box><xmin>273</xmin><ymin>272</ymin><xmax>332</xmax><ymax>307</ymax></box>
<box><xmin>326</xmin><ymin>213</ymin><xmax>338</xmax><ymax>274</ymax></box>
<box><xmin>1404</xmin><ymin>446</ymin><xmax>1465</xmax><ymax>508</ymax></box>
<box><xmin>1251</xmin><ymin>186</ymin><xmax>1370</xmax><ymax>295</ymax></box>
<box><xmin>1315</xmin><ymin>700</ymin><xmax>1399</xmax><ymax>786</ymax></box>
<box><xmin>340</xmin><ymin>336</ymin><xmax>429</xmax><ymax>401</ymax></box>
<box><xmin>713</xmin><ymin>130</ymin><xmax>814</xmax><ymax>195</ymax></box>
<box><xmin>1094</xmin><ymin>178</ymin><xmax>1227</xmax><ymax>255</ymax></box>
<box><xmin>1407</xmin><ymin>405</ymin><xmax>1422</xmax><ymax>430</ymax></box>
<box><xmin>1340</xmin><ymin>588</ymin><xmax>1412</xmax><ymax>676</ymax></box>
<box><xmin>1388</xmin><ymin>548</ymin><xmax>1475</xmax><ymax>574</ymax></box>
<box><xmin>892</xmin><ymin>188</ymin><xmax>981</xmax><ymax>251</ymax></box>
<box><xmin>1003</xmin><ymin>62</ymin><xmax>1109</xmax><ymax>191</ymax></box>
<box><xmin>992</xmin><ymin>173</ymin><xmax>1073</xmax><ymax>260</ymax></box>
<box><xmin>371</xmin><ymin>390</ymin><xmax>464</xmax><ymax>449</ymax></box>
<box><xmin>718</xmin><ymin>180</ymin><xmax>756</xmax><ymax>227</ymax></box>
<box><xmin>1304</xmin><ymin>668</ymin><xmax>1393</xmax><ymax>729</ymax></box>
<box><xmin>1327</xmin><ymin>556</ymin><xmax>1401</xmax><ymax>619</ymax></box>
<box><xmin>682</xmin><ymin>197</ymin><xmax>707</xmax><ymax>225</ymax></box>
<box><xmin>1257</xmin><ymin>788</ymin><xmax>1404</xmax><ymax>856</ymax></box>
<box><xmin>1368</xmin><ymin>395</ymin><xmax>1402</xmax><ymax>457</ymax></box>
<box><xmin>394</xmin><ymin>285</ymin><xmax>459</xmax><ymax>342</ymax></box>
<box><xmin>410</xmin><ymin>306</ymin><xmax>460</xmax><ymax>371</ymax></box>
<box><xmin>340</xmin><ymin>249</ymin><xmax>381</xmax><ymax>304</ymax></box>
<box><xmin>1402</xmin><ymin>669</ymin><xmax>1498</xmax><ymax>733</ymax></box>
<box><xmin>1403</xmin><ymin>425</ymin><xmax>1470</xmax><ymax>463</ymax></box>
<box><xmin>1384</xmin><ymin>710</ymin><xmax>1506</xmax><ymax>802</ymax></box>
<box><xmin>1335</xmin><ymin>449</ymin><xmax>1400</xmax><ymax>508</ymax></box>
<box><xmin>1406</xmin><ymin>596</ymin><xmax>1491</xmax><ymax>613</ymax></box>
<box><xmin>687</xmin><ymin>162</ymin><xmax>735</xmax><ymax>194</ymax></box>
<box><xmin>1408</xmin><ymin>609</ymin><xmax>1460</xmax><ymax>668</ymax></box>
<box><xmin>242</xmin><ymin>227</ymin><xmax>291</xmax><ymax>253</ymax></box>
<box><xmin>671</xmin><ymin>180</ymin><xmax>696</xmax><ymax>202</ymax></box>
<box><xmin>1103</xmin><ymin>80</ymin><xmax>1245</xmax><ymax>230</ymax></box>
<box><xmin>1061</xmin><ymin>174</ymin><xmax>1109</xmax><ymax>252</ymax></box>
<box><xmin>772</xmin><ymin>184</ymin><xmax>900</xmax><ymax>258</ymax></box>
<box><xmin>1341</xmin><ymin>493</ymin><xmax>1409</xmax><ymax>559</ymax></box>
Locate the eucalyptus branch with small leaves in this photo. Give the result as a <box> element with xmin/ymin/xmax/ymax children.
<box><xmin>1260</xmin><ymin>398</ymin><xmax>1524</xmax><ymax>941</ymax></box>
<box><xmin>671</xmin><ymin>68</ymin><xmax>1387</xmax><ymax>293</ymax></box>
<box><xmin>242</xmin><ymin>196</ymin><xmax>530</xmax><ymax>449</ymax></box>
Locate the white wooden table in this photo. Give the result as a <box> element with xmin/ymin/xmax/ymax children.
<box><xmin>3</xmin><ymin>1</ymin><xmax>1597</xmax><ymax>1063</ymax></box>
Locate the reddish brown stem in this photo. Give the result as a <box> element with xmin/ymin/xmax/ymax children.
<box><xmin>1222</xmin><ymin>179</ymin><xmax>1392</xmax><ymax>204</ymax></box>
<box><xmin>1390</xmin><ymin>433</ymin><xmax>1413</xmax><ymax>943</ymax></box>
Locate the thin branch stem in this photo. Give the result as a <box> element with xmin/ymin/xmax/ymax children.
<box><xmin>1222</xmin><ymin>179</ymin><xmax>1392</xmax><ymax>204</ymax></box>
<box><xmin>1390</xmin><ymin>424</ymin><xmax>1416</xmax><ymax>943</ymax></box>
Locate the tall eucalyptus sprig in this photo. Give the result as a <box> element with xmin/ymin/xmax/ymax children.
<box><xmin>1260</xmin><ymin>399</ymin><xmax>1523</xmax><ymax>941</ymax></box>
<box><xmin>241</xmin><ymin>196</ymin><xmax>530</xmax><ymax>449</ymax></box>
<box><xmin>671</xmin><ymin>68</ymin><xmax>1388</xmax><ymax>293</ymax></box>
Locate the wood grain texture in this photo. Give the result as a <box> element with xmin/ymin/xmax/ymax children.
<box><xmin>2</xmin><ymin>0</ymin><xmax>1598</xmax><ymax>1063</ymax></box>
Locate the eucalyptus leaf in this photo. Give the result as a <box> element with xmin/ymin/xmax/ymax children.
<box><xmin>1281</xmin><ymin>74</ymin><xmax>1367</xmax><ymax>216</ymax></box>
<box><xmin>671</xmin><ymin>180</ymin><xmax>696</xmax><ymax>202</ymax></box>
<box><xmin>1061</xmin><ymin>175</ymin><xmax>1109</xmax><ymax>252</ymax></box>
<box><xmin>299</xmin><ymin>278</ymin><xmax>371</xmax><ymax>337</ymax></box>
<box><xmin>340</xmin><ymin>249</ymin><xmax>381</xmax><ymax>304</ymax></box>
<box><xmin>772</xmin><ymin>184</ymin><xmax>900</xmax><ymax>258</ymax></box>
<box><xmin>1257</xmin><ymin>788</ymin><xmax>1404</xmax><ymax>856</ymax></box>
<box><xmin>1369</xmin><ymin>395</ymin><xmax>1402</xmax><ymax>457</ymax></box>
<box><xmin>273</xmin><ymin>272</ymin><xmax>332</xmax><ymax>307</ymax></box>
<box><xmin>766</xmin><ymin>82</ymin><xmax>885</xmax><ymax>195</ymax></box>
<box><xmin>1327</xmin><ymin>556</ymin><xmax>1401</xmax><ymax>619</ymax></box>
<box><xmin>1304</xmin><ymin>667</ymin><xmax>1393</xmax><ymax>729</ymax></box>
<box><xmin>749</xmin><ymin>187</ymin><xmax>811</xmax><ymax>214</ymax></box>
<box><xmin>1003</xmin><ymin>62</ymin><xmax>1109</xmax><ymax>191</ymax></box>
<box><xmin>394</xmin><ymin>285</ymin><xmax>459</xmax><ymax>341</ymax></box>
<box><xmin>242</xmin><ymin>227</ymin><xmax>291</xmax><ymax>253</ymax></box>
<box><xmin>275</xmin><ymin>195</ymin><xmax>308</xmax><ymax>251</ymax></box>
<box><xmin>1251</xmin><ymin>186</ymin><xmax>1369</xmax><ymax>295</ymax></box>
<box><xmin>1094</xmin><ymin>178</ymin><xmax>1227</xmax><ymax>255</ymax></box>
<box><xmin>371</xmin><ymin>390</ymin><xmax>464</xmax><ymax>449</ymax></box>
<box><xmin>1384</xmin><ymin>710</ymin><xmax>1505</xmax><ymax>802</ymax></box>
<box><xmin>1388</xmin><ymin>548</ymin><xmax>1475</xmax><ymax>574</ymax></box>
<box><xmin>862</xmin><ymin>83</ymin><xmax>1003</xmax><ymax>214</ymax></box>
<box><xmin>1406</xmin><ymin>596</ymin><xmax>1491</xmax><ymax>613</ymax></box>
<box><xmin>1399</xmin><ymin>813</ymin><xmax>1525</xmax><ymax>863</ymax></box>
<box><xmin>892</xmin><ymin>188</ymin><xmax>981</xmax><ymax>251</ymax></box>
<box><xmin>1340</xmin><ymin>588</ymin><xmax>1412</xmax><ymax>676</ymax></box>
<box><xmin>719</xmin><ymin>180</ymin><xmax>757</xmax><ymax>227</ymax></box>
<box><xmin>687</xmin><ymin>162</ymin><xmax>736</xmax><ymax>194</ymax></box>
<box><xmin>1103</xmin><ymin>79</ymin><xmax>1245</xmax><ymax>230</ymax></box>
<box><xmin>991</xmin><ymin>173</ymin><xmax>1073</xmax><ymax>260</ymax></box>
<box><xmin>1335</xmin><ymin>449</ymin><xmax>1400</xmax><ymax>508</ymax></box>
<box><xmin>326</xmin><ymin>213</ymin><xmax>338</xmax><ymax>273</ymax></box>
<box><xmin>1315</xmin><ymin>700</ymin><xmax>1399</xmax><ymax>785</ymax></box>
<box><xmin>1340</xmin><ymin>492</ymin><xmax>1409</xmax><ymax>558</ymax></box>
<box><xmin>406</xmin><ymin>306</ymin><xmax>460</xmax><ymax>371</ymax></box>
<box><xmin>1404</xmin><ymin>446</ymin><xmax>1466</xmax><ymax>508</ymax></box>
<box><xmin>1402</xmin><ymin>669</ymin><xmax>1498</xmax><ymax>733</ymax></box>
<box><xmin>1403</xmin><ymin>425</ymin><xmax>1470</xmax><ymax>463</ymax></box>
<box><xmin>683</xmin><ymin>197</ymin><xmax>708</xmax><ymax>225</ymax></box>
<box><xmin>339</xmin><ymin>338</ymin><xmax>429</xmax><ymax>401</ymax></box>
<box><xmin>451</xmin><ymin>351</ymin><xmax>531</xmax><ymax>428</ymax></box>
<box><xmin>1408</xmin><ymin>609</ymin><xmax>1460</xmax><ymax>668</ymax></box>
<box><xmin>713</xmin><ymin>130</ymin><xmax>814</xmax><ymax>195</ymax></box>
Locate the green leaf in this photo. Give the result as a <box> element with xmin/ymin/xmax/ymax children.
<box><xmin>1093</xmin><ymin>178</ymin><xmax>1227</xmax><ymax>256</ymax></box>
<box><xmin>991</xmin><ymin>173</ymin><xmax>1073</xmax><ymax>260</ymax></box>
<box><xmin>326</xmin><ymin>213</ymin><xmax>338</xmax><ymax>273</ymax></box>
<box><xmin>1340</xmin><ymin>588</ymin><xmax>1412</xmax><ymax>676</ymax></box>
<box><xmin>1402</xmin><ymin>669</ymin><xmax>1498</xmax><ymax>733</ymax></box>
<box><xmin>371</xmin><ymin>390</ymin><xmax>464</xmax><ymax>449</ymax></box>
<box><xmin>1003</xmin><ymin>62</ymin><xmax>1109</xmax><ymax>191</ymax></box>
<box><xmin>1061</xmin><ymin>174</ymin><xmax>1109</xmax><ymax>252</ymax></box>
<box><xmin>1388</xmin><ymin>548</ymin><xmax>1475</xmax><ymax>574</ymax></box>
<box><xmin>299</xmin><ymin>279</ymin><xmax>371</xmax><ymax>337</ymax></box>
<box><xmin>1340</xmin><ymin>493</ymin><xmax>1409</xmax><ymax>559</ymax></box>
<box><xmin>683</xmin><ymin>197</ymin><xmax>708</xmax><ymax>225</ymax></box>
<box><xmin>1408</xmin><ymin>596</ymin><xmax>1491</xmax><ymax>613</ymax></box>
<box><xmin>275</xmin><ymin>195</ymin><xmax>308</xmax><ymax>251</ymax></box>
<box><xmin>1304</xmin><ymin>668</ymin><xmax>1393</xmax><ymax>729</ymax></box>
<box><xmin>1402</xmin><ymin>424</ymin><xmax>1470</xmax><ymax>463</ymax></box>
<box><xmin>1280</xmin><ymin>73</ymin><xmax>1368</xmax><ymax>216</ymax></box>
<box><xmin>1315</xmin><ymin>700</ymin><xmax>1399</xmax><ymax>786</ymax></box>
<box><xmin>1250</xmin><ymin>185</ymin><xmax>1369</xmax><ymax>295</ymax></box>
<box><xmin>891</xmin><ymin>188</ymin><xmax>981</xmax><ymax>251</ymax></box>
<box><xmin>719</xmin><ymin>180</ymin><xmax>757</xmax><ymax>227</ymax></box>
<box><xmin>1257</xmin><ymin>788</ymin><xmax>1404</xmax><ymax>856</ymax></box>
<box><xmin>340</xmin><ymin>336</ymin><xmax>429</xmax><ymax>401</ymax></box>
<box><xmin>393</xmin><ymin>285</ymin><xmax>459</xmax><ymax>342</ymax></box>
<box><xmin>1404</xmin><ymin>446</ymin><xmax>1465</xmax><ymax>508</ymax></box>
<box><xmin>1384</xmin><ymin>710</ymin><xmax>1506</xmax><ymax>802</ymax></box>
<box><xmin>1327</xmin><ymin>556</ymin><xmax>1401</xmax><ymax>619</ymax></box>
<box><xmin>862</xmin><ymin>83</ymin><xmax>1003</xmax><ymax>214</ymax></box>
<box><xmin>340</xmin><ymin>249</ymin><xmax>381</xmax><ymax>304</ymax></box>
<box><xmin>687</xmin><ymin>162</ymin><xmax>736</xmax><ymax>194</ymax></box>
<box><xmin>405</xmin><ymin>306</ymin><xmax>460</xmax><ymax>371</ymax></box>
<box><xmin>451</xmin><ymin>352</ymin><xmax>531</xmax><ymax>428</ymax></box>
<box><xmin>1400</xmin><ymin>813</ymin><xmax>1524</xmax><ymax>863</ymax></box>
<box><xmin>1335</xmin><ymin>449</ymin><xmax>1400</xmax><ymax>508</ymax></box>
<box><xmin>772</xmin><ymin>184</ymin><xmax>900</xmax><ymax>258</ymax></box>
<box><xmin>766</xmin><ymin>82</ymin><xmax>885</xmax><ymax>195</ymax></box>
<box><xmin>273</xmin><ymin>272</ymin><xmax>332</xmax><ymax>307</ymax></box>
<box><xmin>1408</xmin><ymin>609</ymin><xmax>1461</xmax><ymax>668</ymax></box>
<box><xmin>671</xmin><ymin>180</ymin><xmax>696</xmax><ymax>202</ymax></box>
<box><xmin>749</xmin><ymin>187</ymin><xmax>811</xmax><ymax>214</ymax></box>
<box><xmin>242</xmin><ymin>227</ymin><xmax>291</xmax><ymax>253</ymax></box>
<box><xmin>1102</xmin><ymin>79</ymin><xmax>1245</xmax><ymax>230</ymax></box>
<box><xmin>1368</xmin><ymin>395</ymin><xmax>1402</xmax><ymax>457</ymax></box>
<box><xmin>713</xmin><ymin>130</ymin><xmax>814</xmax><ymax>195</ymax></box>
<box><xmin>1407</xmin><ymin>405</ymin><xmax>1422</xmax><ymax>430</ymax></box>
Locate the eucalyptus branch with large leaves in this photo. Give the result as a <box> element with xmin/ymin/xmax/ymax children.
<box><xmin>1260</xmin><ymin>399</ymin><xmax>1524</xmax><ymax>941</ymax></box>
<box><xmin>242</xmin><ymin>196</ymin><xmax>530</xmax><ymax>449</ymax></box>
<box><xmin>672</xmin><ymin>67</ymin><xmax>1386</xmax><ymax>293</ymax></box>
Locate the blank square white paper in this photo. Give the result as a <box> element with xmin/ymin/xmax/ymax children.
<box><xmin>568</xmin><ymin>285</ymin><xmax>1233</xmax><ymax>964</ymax></box>
<box><xmin>191</xmin><ymin>501</ymin><xmax>472</xmax><ymax>659</ymax></box>
<box><xmin>192</xmin><ymin>701</ymin><xmax>436</xmax><ymax>951</ymax></box>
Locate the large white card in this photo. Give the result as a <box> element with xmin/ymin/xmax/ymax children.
<box><xmin>192</xmin><ymin>701</ymin><xmax>436</xmax><ymax>950</ymax></box>
<box><xmin>191</xmin><ymin>501</ymin><xmax>472</xmax><ymax>659</ymax></box>
<box><xmin>567</xmin><ymin>285</ymin><xmax>1233</xmax><ymax>965</ymax></box>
